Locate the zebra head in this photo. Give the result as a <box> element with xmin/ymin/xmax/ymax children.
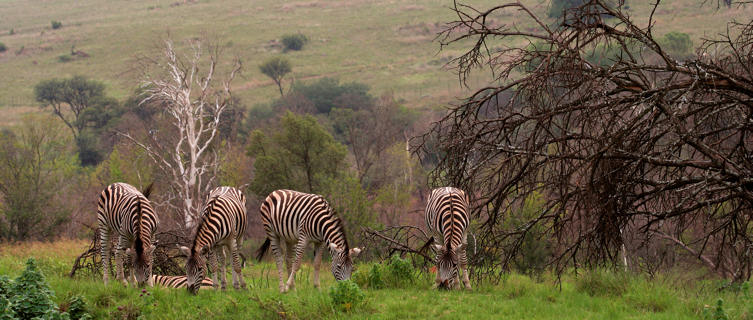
<box><xmin>432</xmin><ymin>243</ymin><xmax>465</xmax><ymax>289</ymax></box>
<box><xmin>179</xmin><ymin>246</ymin><xmax>207</xmax><ymax>295</ymax></box>
<box><xmin>126</xmin><ymin>244</ymin><xmax>156</xmax><ymax>287</ymax></box>
<box><xmin>328</xmin><ymin>243</ymin><xmax>361</xmax><ymax>281</ymax></box>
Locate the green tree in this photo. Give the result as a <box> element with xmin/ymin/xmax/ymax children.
<box><xmin>291</xmin><ymin>78</ymin><xmax>371</xmax><ymax>114</ymax></box>
<box><xmin>0</xmin><ymin>117</ymin><xmax>75</xmax><ymax>241</ymax></box>
<box><xmin>34</xmin><ymin>76</ymin><xmax>121</xmax><ymax>166</ymax></box>
<box><xmin>259</xmin><ymin>56</ymin><xmax>292</xmax><ymax>96</ymax></box>
<box><xmin>247</xmin><ymin>111</ymin><xmax>347</xmax><ymax>196</ymax></box>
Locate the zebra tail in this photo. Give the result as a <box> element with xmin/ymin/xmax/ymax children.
<box><xmin>142</xmin><ymin>182</ymin><xmax>155</xmax><ymax>199</ymax></box>
<box><xmin>255</xmin><ymin>238</ymin><xmax>271</xmax><ymax>262</ymax></box>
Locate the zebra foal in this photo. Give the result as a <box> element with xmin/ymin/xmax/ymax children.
<box><xmin>255</xmin><ymin>189</ymin><xmax>361</xmax><ymax>293</ymax></box>
<box><xmin>180</xmin><ymin>186</ymin><xmax>247</xmax><ymax>295</ymax></box>
<box><xmin>424</xmin><ymin>187</ymin><xmax>472</xmax><ymax>289</ymax></box>
<box><xmin>97</xmin><ymin>182</ymin><xmax>158</xmax><ymax>287</ymax></box>
<box><xmin>152</xmin><ymin>275</ymin><xmax>214</xmax><ymax>289</ymax></box>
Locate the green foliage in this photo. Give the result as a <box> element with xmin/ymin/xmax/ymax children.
<box><xmin>59</xmin><ymin>296</ymin><xmax>91</xmax><ymax>320</ymax></box>
<box><xmin>0</xmin><ymin>117</ymin><xmax>76</xmax><ymax>241</ymax></box>
<box><xmin>281</xmin><ymin>33</ymin><xmax>309</xmax><ymax>52</ymax></box>
<box><xmin>291</xmin><ymin>78</ymin><xmax>371</xmax><ymax>114</ymax></box>
<box><xmin>548</xmin><ymin>0</ymin><xmax>587</xmax><ymax>18</ymax></box>
<box><xmin>34</xmin><ymin>76</ymin><xmax>121</xmax><ymax>166</ymax></box>
<box><xmin>575</xmin><ymin>269</ymin><xmax>628</xmax><ymax>297</ymax></box>
<box><xmin>3</xmin><ymin>259</ymin><xmax>78</xmax><ymax>320</ymax></box>
<box><xmin>659</xmin><ymin>31</ymin><xmax>694</xmax><ymax>59</ymax></box>
<box><xmin>247</xmin><ymin>111</ymin><xmax>347</xmax><ymax>196</ymax></box>
<box><xmin>0</xmin><ymin>43</ymin><xmax>6</xmax><ymax>53</ymax></box>
<box><xmin>354</xmin><ymin>256</ymin><xmax>417</xmax><ymax>290</ymax></box>
<box><xmin>51</xmin><ymin>21</ymin><xmax>62</xmax><ymax>29</ymax></box>
<box><xmin>328</xmin><ymin>280</ymin><xmax>365</xmax><ymax>312</ymax></box>
<box><xmin>321</xmin><ymin>172</ymin><xmax>378</xmax><ymax>245</ymax></box>
<box><xmin>703</xmin><ymin>298</ymin><xmax>730</xmax><ymax>320</ymax></box>
<box><xmin>507</xmin><ymin>192</ymin><xmax>552</xmax><ymax>276</ymax></box>
<box><xmin>259</xmin><ymin>56</ymin><xmax>292</xmax><ymax>96</ymax></box>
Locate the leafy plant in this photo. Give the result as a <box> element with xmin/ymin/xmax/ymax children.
<box><xmin>702</xmin><ymin>298</ymin><xmax>730</xmax><ymax>320</ymax></box>
<box><xmin>659</xmin><ymin>31</ymin><xmax>694</xmax><ymax>59</ymax></box>
<box><xmin>385</xmin><ymin>254</ymin><xmax>416</xmax><ymax>286</ymax></box>
<box><xmin>328</xmin><ymin>280</ymin><xmax>365</xmax><ymax>312</ymax></box>
<box><xmin>51</xmin><ymin>21</ymin><xmax>62</xmax><ymax>29</ymax></box>
<box><xmin>281</xmin><ymin>33</ymin><xmax>308</xmax><ymax>52</ymax></box>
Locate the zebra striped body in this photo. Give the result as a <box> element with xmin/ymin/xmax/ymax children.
<box><xmin>97</xmin><ymin>182</ymin><xmax>158</xmax><ymax>287</ymax></box>
<box><xmin>425</xmin><ymin>187</ymin><xmax>471</xmax><ymax>289</ymax></box>
<box><xmin>152</xmin><ymin>275</ymin><xmax>213</xmax><ymax>289</ymax></box>
<box><xmin>180</xmin><ymin>186</ymin><xmax>247</xmax><ymax>294</ymax></box>
<box><xmin>255</xmin><ymin>189</ymin><xmax>361</xmax><ymax>293</ymax></box>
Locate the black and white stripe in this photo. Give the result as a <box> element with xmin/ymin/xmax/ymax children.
<box><xmin>180</xmin><ymin>186</ymin><xmax>247</xmax><ymax>295</ymax></box>
<box><xmin>425</xmin><ymin>187</ymin><xmax>471</xmax><ymax>289</ymax></box>
<box><xmin>255</xmin><ymin>189</ymin><xmax>361</xmax><ymax>293</ymax></box>
<box><xmin>97</xmin><ymin>182</ymin><xmax>158</xmax><ymax>287</ymax></box>
<box><xmin>152</xmin><ymin>275</ymin><xmax>214</xmax><ymax>289</ymax></box>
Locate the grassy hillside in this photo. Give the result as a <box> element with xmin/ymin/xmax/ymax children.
<box><xmin>0</xmin><ymin>0</ymin><xmax>751</xmax><ymax>127</ymax></box>
<box><xmin>1</xmin><ymin>240</ymin><xmax>752</xmax><ymax>319</ymax></box>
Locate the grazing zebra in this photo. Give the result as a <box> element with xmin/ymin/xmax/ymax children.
<box><xmin>425</xmin><ymin>187</ymin><xmax>471</xmax><ymax>289</ymax></box>
<box><xmin>152</xmin><ymin>275</ymin><xmax>214</xmax><ymax>289</ymax></box>
<box><xmin>255</xmin><ymin>189</ymin><xmax>361</xmax><ymax>293</ymax></box>
<box><xmin>179</xmin><ymin>186</ymin><xmax>247</xmax><ymax>295</ymax></box>
<box><xmin>97</xmin><ymin>182</ymin><xmax>158</xmax><ymax>287</ymax></box>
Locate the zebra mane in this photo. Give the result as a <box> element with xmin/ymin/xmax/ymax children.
<box><xmin>328</xmin><ymin>205</ymin><xmax>350</xmax><ymax>252</ymax></box>
<box><xmin>134</xmin><ymin>196</ymin><xmax>145</xmax><ymax>258</ymax></box>
<box><xmin>191</xmin><ymin>195</ymin><xmax>220</xmax><ymax>254</ymax></box>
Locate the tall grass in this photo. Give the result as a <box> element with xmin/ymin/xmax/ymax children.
<box><xmin>1</xmin><ymin>241</ymin><xmax>752</xmax><ymax>319</ymax></box>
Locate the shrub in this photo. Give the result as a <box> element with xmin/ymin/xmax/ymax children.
<box><xmin>59</xmin><ymin>295</ymin><xmax>92</xmax><ymax>320</ymax></box>
<box><xmin>281</xmin><ymin>33</ymin><xmax>308</xmax><ymax>51</ymax></box>
<box><xmin>328</xmin><ymin>280</ymin><xmax>365</xmax><ymax>312</ymax></box>
<box><xmin>51</xmin><ymin>21</ymin><xmax>62</xmax><ymax>29</ymax></box>
<box><xmin>660</xmin><ymin>31</ymin><xmax>694</xmax><ymax>59</ymax></box>
<box><xmin>367</xmin><ymin>265</ymin><xmax>385</xmax><ymax>289</ymax></box>
<box><xmin>0</xmin><ymin>43</ymin><xmax>6</xmax><ymax>53</ymax></box>
<box><xmin>57</xmin><ymin>54</ymin><xmax>72</xmax><ymax>63</ymax></box>
<box><xmin>702</xmin><ymin>298</ymin><xmax>730</xmax><ymax>320</ymax></box>
<box><xmin>385</xmin><ymin>254</ymin><xmax>416</xmax><ymax>286</ymax></box>
<box><xmin>574</xmin><ymin>269</ymin><xmax>628</xmax><ymax>297</ymax></box>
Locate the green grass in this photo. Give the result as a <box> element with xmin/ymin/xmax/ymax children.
<box><xmin>0</xmin><ymin>0</ymin><xmax>751</xmax><ymax>126</ymax></box>
<box><xmin>2</xmin><ymin>240</ymin><xmax>753</xmax><ymax>319</ymax></box>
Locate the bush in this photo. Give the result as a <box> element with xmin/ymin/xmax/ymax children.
<box><xmin>57</xmin><ymin>54</ymin><xmax>72</xmax><ymax>63</ymax></box>
<box><xmin>51</xmin><ymin>21</ymin><xmax>62</xmax><ymax>29</ymax></box>
<box><xmin>660</xmin><ymin>31</ymin><xmax>694</xmax><ymax>59</ymax></box>
<box><xmin>0</xmin><ymin>43</ymin><xmax>6</xmax><ymax>53</ymax></box>
<box><xmin>574</xmin><ymin>269</ymin><xmax>628</xmax><ymax>297</ymax></box>
<box><xmin>281</xmin><ymin>33</ymin><xmax>308</xmax><ymax>52</ymax></box>
<box><xmin>702</xmin><ymin>298</ymin><xmax>730</xmax><ymax>320</ymax></box>
<box><xmin>328</xmin><ymin>280</ymin><xmax>365</xmax><ymax>312</ymax></box>
<box><xmin>385</xmin><ymin>254</ymin><xmax>416</xmax><ymax>286</ymax></box>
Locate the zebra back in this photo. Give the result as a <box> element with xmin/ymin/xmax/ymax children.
<box><xmin>425</xmin><ymin>187</ymin><xmax>470</xmax><ymax>251</ymax></box>
<box><xmin>190</xmin><ymin>187</ymin><xmax>247</xmax><ymax>253</ymax></box>
<box><xmin>98</xmin><ymin>182</ymin><xmax>158</xmax><ymax>259</ymax></box>
<box><xmin>260</xmin><ymin>189</ymin><xmax>350</xmax><ymax>253</ymax></box>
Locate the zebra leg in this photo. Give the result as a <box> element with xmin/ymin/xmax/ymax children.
<box><xmin>218</xmin><ymin>247</ymin><xmax>228</xmax><ymax>290</ymax></box>
<box><xmin>230</xmin><ymin>237</ymin><xmax>246</xmax><ymax>290</ymax></box>
<box><xmin>207</xmin><ymin>250</ymin><xmax>219</xmax><ymax>290</ymax></box>
<box><xmin>114</xmin><ymin>235</ymin><xmax>129</xmax><ymax>286</ymax></box>
<box><xmin>284</xmin><ymin>241</ymin><xmax>295</xmax><ymax>282</ymax></box>
<box><xmin>285</xmin><ymin>237</ymin><xmax>309</xmax><ymax>292</ymax></box>
<box><xmin>312</xmin><ymin>242</ymin><xmax>325</xmax><ymax>289</ymax></box>
<box><xmin>460</xmin><ymin>240</ymin><xmax>471</xmax><ymax>290</ymax></box>
<box><xmin>269</xmin><ymin>237</ymin><xmax>287</xmax><ymax>293</ymax></box>
<box><xmin>100</xmin><ymin>229</ymin><xmax>112</xmax><ymax>285</ymax></box>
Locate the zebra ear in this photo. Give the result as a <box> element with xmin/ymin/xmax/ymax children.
<box><xmin>328</xmin><ymin>242</ymin><xmax>340</xmax><ymax>252</ymax></box>
<box><xmin>457</xmin><ymin>243</ymin><xmax>467</xmax><ymax>251</ymax></box>
<box><xmin>432</xmin><ymin>244</ymin><xmax>444</xmax><ymax>252</ymax></box>
<box><xmin>179</xmin><ymin>246</ymin><xmax>191</xmax><ymax>257</ymax></box>
<box><xmin>349</xmin><ymin>247</ymin><xmax>361</xmax><ymax>257</ymax></box>
<box><xmin>148</xmin><ymin>245</ymin><xmax>156</xmax><ymax>253</ymax></box>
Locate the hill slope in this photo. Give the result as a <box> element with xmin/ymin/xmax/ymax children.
<box><xmin>0</xmin><ymin>0</ymin><xmax>750</xmax><ymax>126</ymax></box>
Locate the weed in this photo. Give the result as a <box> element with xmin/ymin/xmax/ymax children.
<box><xmin>703</xmin><ymin>298</ymin><xmax>730</xmax><ymax>320</ymax></box>
<box><xmin>329</xmin><ymin>280</ymin><xmax>365</xmax><ymax>312</ymax></box>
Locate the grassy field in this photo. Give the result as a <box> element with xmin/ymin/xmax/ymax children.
<box><xmin>0</xmin><ymin>0</ymin><xmax>752</xmax><ymax>127</ymax></box>
<box><xmin>1</xmin><ymin>240</ymin><xmax>752</xmax><ymax>319</ymax></box>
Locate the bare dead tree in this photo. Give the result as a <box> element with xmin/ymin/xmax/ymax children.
<box><xmin>119</xmin><ymin>38</ymin><xmax>241</xmax><ymax>231</ymax></box>
<box><xmin>421</xmin><ymin>0</ymin><xmax>753</xmax><ymax>281</ymax></box>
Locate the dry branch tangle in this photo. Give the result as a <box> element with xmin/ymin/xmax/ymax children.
<box><xmin>424</xmin><ymin>0</ymin><xmax>753</xmax><ymax>280</ymax></box>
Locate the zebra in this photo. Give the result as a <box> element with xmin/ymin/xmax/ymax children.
<box><xmin>179</xmin><ymin>186</ymin><xmax>247</xmax><ymax>295</ymax></box>
<box><xmin>97</xmin><ymin>182</ymin><xmax>158</xmax><ymax>287</ymax></box>
<box><xmin>424</xmin><ymin>187</ymin><xmax>472</xmax><ymax>289</ymax></box>
<box><xmin>255</xmin><ymin>189</ymin><xmax>361</xmax><ymax>293</ymax></box>
<box><xmin>152</xmin><ymin>275</ymin><xmax>214</xmax><ymax>289</ymax></box>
